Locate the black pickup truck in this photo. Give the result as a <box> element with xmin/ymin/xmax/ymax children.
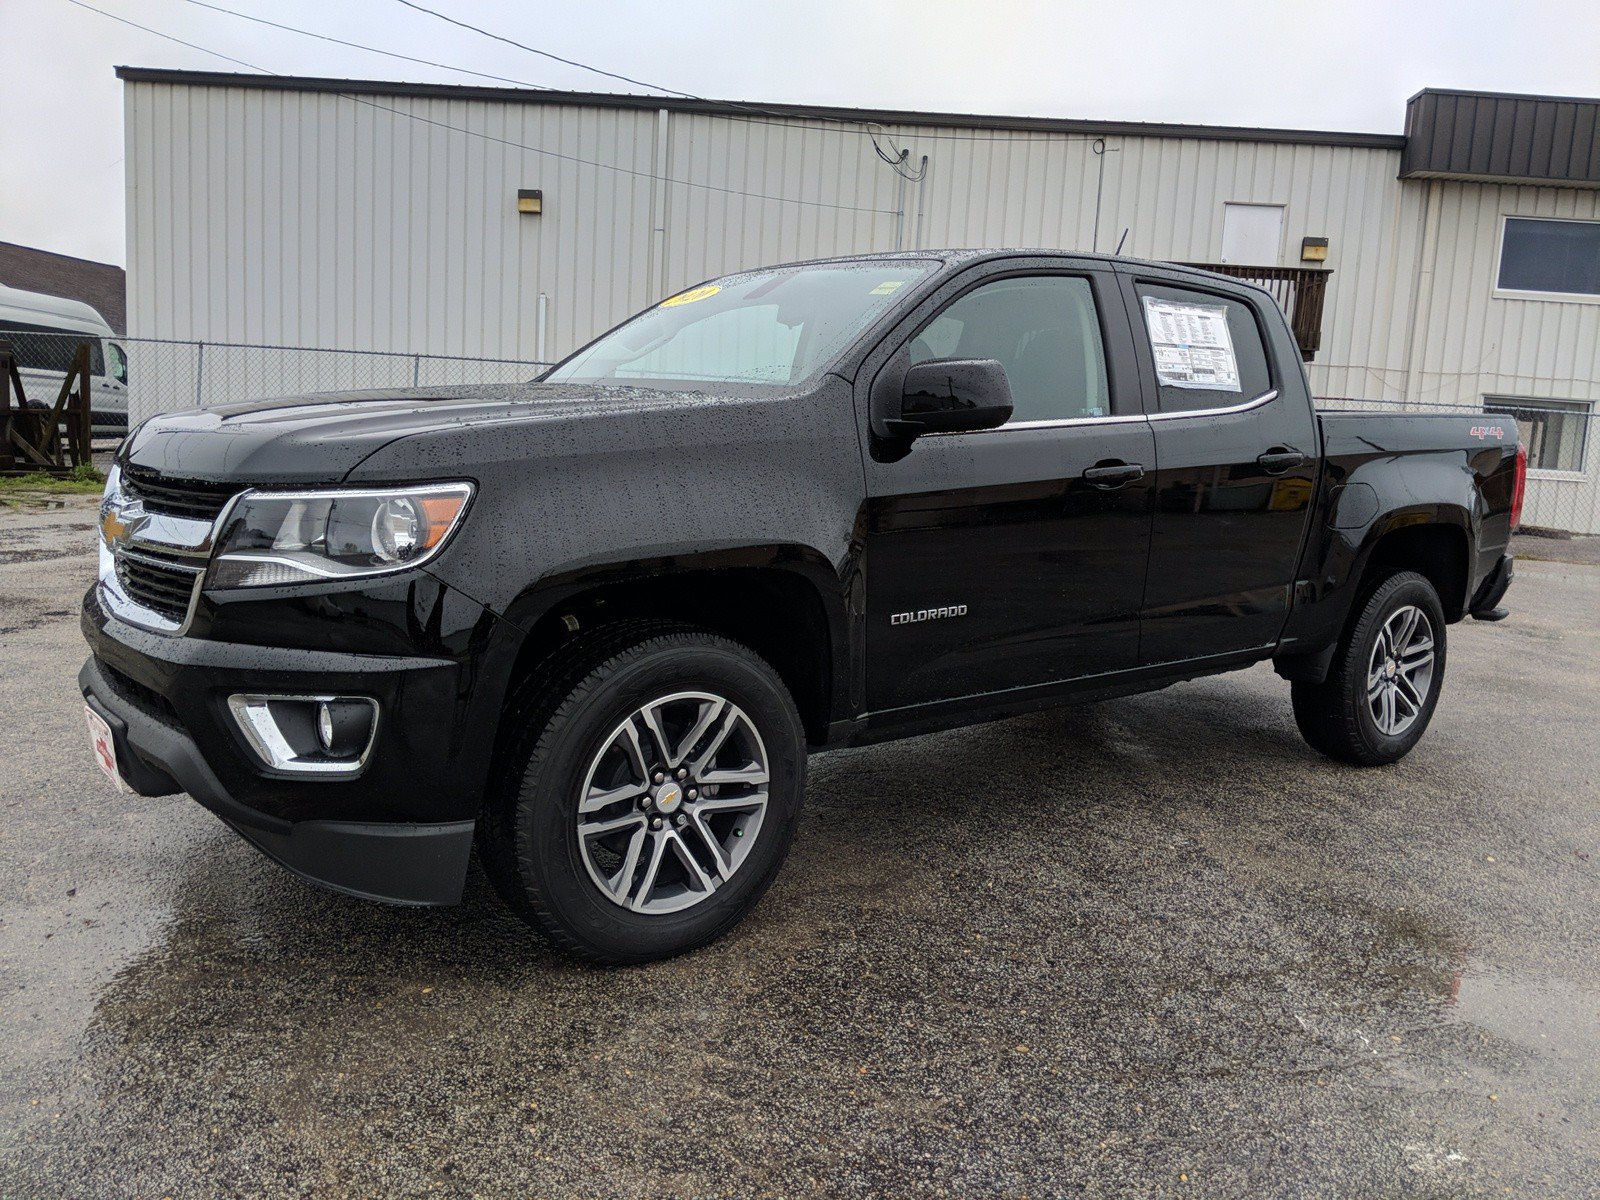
<box><xmin>81</xmin><ymin>250</ymin><xmax>1524</xmax><ymax>962</ymax></box>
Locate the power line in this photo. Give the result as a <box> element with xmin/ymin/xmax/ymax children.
<box><xmin>340</xmin><ymin>91</ymin><xmax>897</xmax><ymax>212</ymax></box>
<box><xmin>175</xmin><ymin>0</ymin><xmax>1103</xmax><ymax>154</ymax></box>
<box><xmin>382</xmin><ymin>0</ymin><xmax>1101</xmax><ymax>151</ymax></box>
<box><xmin>67</xmin><ymin>0</ymin><xmax>261</xmax><ymax>70</ymax></box>
<box><xmin>64</xmin><ymin>0</ymin><xmax>898</xmax><ymax>214</ymax></box>
<box><xmin>182</xmin><ymin>0</ymin><xmax>555</xmax><ymax>91</ymax></box>
<box><xmin>390</xmin><ymin>0</ymin><xmax>696</xmax><ymax>99</ymax></box>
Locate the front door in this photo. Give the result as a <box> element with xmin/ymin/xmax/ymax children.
<box><xmin>860</xmin><ymin>266</ymin><xmax>1155</xmax><ymax>714</ymax></box>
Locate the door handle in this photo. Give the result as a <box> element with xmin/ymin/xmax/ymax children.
<box><xmin>1256</xmin><ymin>448</ymin><xmax>1305</xmax><ymax>474</ymax></box>
<box><xmin>1082</xmin><ymin>461</ymin><xmax>1146</xmax><ymax>490</ymax></box>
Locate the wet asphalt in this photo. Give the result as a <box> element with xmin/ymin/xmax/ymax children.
<box><xmin>2</xmin><ymin>494</ymin><xmax>1598</xmax><ymax>1199</ymax></box>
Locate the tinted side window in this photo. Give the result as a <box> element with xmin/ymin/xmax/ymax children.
<box><xmin>909</xmin><ymin>276</ymin><xmax>1112</xmax><ymax>423</ymax></box>
<box><xmin>1498</xmin><ymin>217</ymin><xmax>1600</xmax><ymax>297</ymax></box>
<box><xmin>0</xmin><ymin>320</ymin><xmax>105</xmax><ymax>376</ymax></box>
<box><xmin>1135</xmin><ymin>283</ymin><xmax>1272</xmax><ymax>414</ymax></box>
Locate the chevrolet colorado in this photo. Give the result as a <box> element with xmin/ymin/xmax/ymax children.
<box><xmin>81</xmin><ymin>251</ymin><xmax>1525</xmax><ymax>963</ymax></box>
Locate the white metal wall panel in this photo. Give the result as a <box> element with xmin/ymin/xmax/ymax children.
<box><xmin>1413</xmin><ymin>182</ymin><xmax>1600</xmax><ymax>406</ymax></box>
<box><xmin>124</xmin><ymin>80</ymin><xmax>1599</xmax><ymax>529</ymax></box>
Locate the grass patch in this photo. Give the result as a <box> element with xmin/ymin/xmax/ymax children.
<box><xmin>0</xmin><ymin>464</ymin><xmax>105</xmax><ymax>495</ymax></box>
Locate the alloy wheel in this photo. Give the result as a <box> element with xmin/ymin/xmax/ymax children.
<box><xmin>1366</xmin><ymin>604</ymin><xmax>1436</xmax><ymax>736</ymax></box>
<box><xmin>576</xmin><ymin>691</ymin><xmax>770</xmax><ymax>914</ymax></box>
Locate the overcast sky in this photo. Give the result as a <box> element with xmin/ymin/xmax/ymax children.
<box><xmin>5</xmin><ymin>0</ymin><xmax>1599</xmax><ymax>266</ymax></box>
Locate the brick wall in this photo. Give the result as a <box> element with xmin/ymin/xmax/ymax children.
<box><xmin>0</xmin><ymin>242</ymin><xmax>126</xmax><ymax>333</ymax></box>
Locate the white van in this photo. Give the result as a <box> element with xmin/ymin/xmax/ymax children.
<box><xmin>0</xmin><ymin>283</ymin><xmax>127</xmax><ymax>430</ymax></box>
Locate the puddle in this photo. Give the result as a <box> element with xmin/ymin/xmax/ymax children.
<box><xmin>1443</xmin><ymin>965</ymin><xmax>1600</xmax><ymax>1079</ymax></box>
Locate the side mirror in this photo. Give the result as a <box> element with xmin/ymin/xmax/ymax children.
<box><xmin>886</xmin><ymin>358</ymin><xmax>1013</xmax><ymax>438</ymax></box>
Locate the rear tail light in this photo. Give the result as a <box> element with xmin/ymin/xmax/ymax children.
<box><xmin>1510</xmin><ymin>443</ymin><xmax>1528</xmax><ymax>531</ymax></box>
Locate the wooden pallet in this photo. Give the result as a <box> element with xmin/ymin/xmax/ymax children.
<box><xmin>0</xmin><ymin>347</ymin><xmax>92</xmax><ymax>476</ymax></box>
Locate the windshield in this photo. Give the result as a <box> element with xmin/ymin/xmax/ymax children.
<box><xmin>547</xmin><ymin>261</ymin><xmax>935</xmax><ymax>388</ymax></box>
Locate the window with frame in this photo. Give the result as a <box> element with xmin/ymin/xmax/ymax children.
<box><xmin>1483</xmin><ymin>397</ymin><xmax>1592</xmax><ymax>473</ymax></box>
<box><xmin>1496</xmin><ymin>217</ymin><xmax>1600</xmax><ymax>298</ymax></box>
<box><xmin>907</xmin><ymin>275</ymin><xmax>1111</xmax><ymax>423</ymax></box>
<box><xmin>1135</xmin><ymin>283</ymin><xmax>1273</xmax><ymax>413</ymax></box>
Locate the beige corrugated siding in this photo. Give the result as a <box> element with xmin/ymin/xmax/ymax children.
<box><xmin>124</xmin><ymin>78</ymin><xmax>1600</xmax><ymax>528</ymax></box>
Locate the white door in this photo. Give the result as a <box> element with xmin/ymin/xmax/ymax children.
<box><xmin>1220</xmin><ymin>203</ymin><xmax>1285</xmax><ymax>265</ymax></box>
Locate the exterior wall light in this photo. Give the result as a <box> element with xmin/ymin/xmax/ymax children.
<box><xmin>517</xmin><ymin>189</ymin><xmax>543</xmax><ymax>215</ymax></box>
<box><xmin>1301</xmin><ymin>236</ymin><xmax>1329</xmax><ymax>263</ymax></box>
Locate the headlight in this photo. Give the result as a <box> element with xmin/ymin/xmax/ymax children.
<box><xmin>207</xmin><ymin>483</ymin><xmax>474</xmax><ymax>588</ymax></box>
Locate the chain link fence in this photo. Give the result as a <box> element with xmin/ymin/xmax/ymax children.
<box><xmin>1318</xmin><ymin>396</ymin><xmax>1598</xmax><ymax>536</ymax></box>
<box><xmin>4</xmin><ymin>327</ymin><xmax>1595</xmax><ymax>536</ymax></box>
<box><xmin>0</xmin><ymin>328</ymin><xmax>548</xmax><ymax>434</ymax></box>
<box><xmin>121</xmin><ymin>338</ymin><xmax>551</xmax><ymax>423</ymax></box>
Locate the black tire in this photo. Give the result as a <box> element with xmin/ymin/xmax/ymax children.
<box><xmin>1291</xmin><ymin>570</ymin><xmax>1448</xmax><ymax>766</ymax></box>
<box><xmin>479</xmin><ymin>622</ymin><xmax>806</xmax><ymax>964</ymax></box>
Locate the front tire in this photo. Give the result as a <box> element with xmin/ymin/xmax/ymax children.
<box><xmin>480</xmin><ymin>625</ymin><xmax>806</xmax><ymax>964</ymax></box>
<box><xmin>1291</xmin><ymin>570</ymin><xmax>1448</xmax><ymax>766</ymax></box>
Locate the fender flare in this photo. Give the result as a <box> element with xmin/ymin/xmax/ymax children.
<box><xmin>494</xmin><ymin>542</ymin><xmax>854</xmax><ymax>729</ymax></box>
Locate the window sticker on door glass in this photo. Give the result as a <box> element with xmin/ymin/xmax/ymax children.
<box><xmin>1142</xmin><ymin>297</ymin><xmax>1240</xmax><ymax>391</ymax></box>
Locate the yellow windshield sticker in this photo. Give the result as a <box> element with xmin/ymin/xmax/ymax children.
<box><xmin>870</xmin><ymin>280</ymin><xmax>904</xmax><ymax>295</ymax></box>
<box><xmin>660</xmin><ymin>284</ymin><xmax>721</xmax><ymax>307</ymax></box>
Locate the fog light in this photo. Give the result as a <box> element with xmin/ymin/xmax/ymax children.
<box><xmin>228</xmin><ymin>694</ymin><xmax>379</xmax><ymax>776</ymax></box>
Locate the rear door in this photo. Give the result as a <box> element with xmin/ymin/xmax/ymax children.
<box><xmin>1117</xmin><ymin>267</ymin><xmax>1319</xmax><ymax>665</ymax></box>
<box><xmin>858</xmin><ymin>259</ymin><xmax>1155</xmax><ymax>714</ymax></box>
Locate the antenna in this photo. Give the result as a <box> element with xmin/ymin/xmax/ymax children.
<box><xmin>1114</xmin><ymin>228</ymin><xmax>1130</xmax><ymax>255</ymax></box>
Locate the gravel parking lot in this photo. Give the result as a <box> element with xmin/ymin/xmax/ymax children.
<box><xmin>3</xmin><ymin>493</ymin><xmax>1597</xmax><ymax>1198</ymax></box>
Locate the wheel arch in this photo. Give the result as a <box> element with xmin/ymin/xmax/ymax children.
<box><xmin>1355</xmin><ymin>510</ymin><xmax>1473</xmax><ymax>622</ymax></box>
<box><xmin>1276</xmin><ymin>505</ymin><xmax>1471</xmax><ymax>685</ymax></box>
<box><xmin>495</xmin><ymin>545</ymin><xmax>849</xmax><ymax>747</ymax></box>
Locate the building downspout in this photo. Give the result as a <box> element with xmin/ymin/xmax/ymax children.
<box><xmin>893</xmin><ymin>153</ymin><xmax>909</xmax><ymax>251</ymax></box>
<box><xmin>1092</xmin><ymin>139</ymin><xmax>1108</xmax><ymax>253</ymax></box>
<box><xmin>1401</xmin><ymin>180</ymin><xmax>1443</xmax><ymax>407</ymax></box>
<box><xmin>913</xmin><ymin>155</ymin><xmax>930</xmax><ymax>250</ymax></box>
<box><xmin>647</xmin><ymin>108</ymin><xmax>671</xmax><ymax>301</ymax></box>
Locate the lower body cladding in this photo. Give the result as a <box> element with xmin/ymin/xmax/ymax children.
<box><xmin>78</xmin><ymin>584</ymin><xmax>511</xmax><ymax>906</ymax></box>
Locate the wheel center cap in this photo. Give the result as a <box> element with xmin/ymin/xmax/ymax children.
<box><xmin>654</xmin><ymin>781</ymin><xmax>684</xmax><ymax>814</ymax></box>
<box><xmin>1385</xmin><ymin>659</ymin><xmax>1398</xmax><ymax>678</ymax></box>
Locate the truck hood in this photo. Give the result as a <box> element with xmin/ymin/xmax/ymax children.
<box><xmin>120</xmin><ymin>382</ymin><xmax>746</xmax><ymax>482</ymax></box>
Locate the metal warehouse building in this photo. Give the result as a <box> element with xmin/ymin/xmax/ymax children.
<box><xmin>117</xmin><ymin>69</ymin><xmax>1600</xmax><ymax>532</ymax></box>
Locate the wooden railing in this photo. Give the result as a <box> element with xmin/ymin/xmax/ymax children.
<box><xmin>1180</xmin><ymin>264</ymin><xmax>1331</xmax><ymax>362</ymax></box>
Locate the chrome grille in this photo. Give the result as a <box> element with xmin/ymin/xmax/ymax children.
<box><xmin>114</xmin><ymin>546</ymin><xmax>204</xmax><ymax>623</ymax></box>
<box><xmin>122</xmin><ymin>463</ymin><xmax>239</xmax><ymax>522</ymax></box>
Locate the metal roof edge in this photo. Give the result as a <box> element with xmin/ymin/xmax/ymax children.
<box><xmin>1407</xmin><ymin>85</ymin><xmax>1600</xmax><ymax>107</ymax></box>
<box><xmin>113</xmin><ymin>66</ymin><xmax>1409</xmax><ymax>150</ymax></box>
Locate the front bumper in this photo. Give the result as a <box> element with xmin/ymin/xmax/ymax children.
<box><xmin>79</xmin><ymin>577</ymin><xmax>518</xmax><ymax>905</ymax></box>
<box><xmin>81</xmin><ymin>656</ymin><xmax>472</xmax><ymax>903</ymax></box>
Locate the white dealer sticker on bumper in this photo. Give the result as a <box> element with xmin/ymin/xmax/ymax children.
<box><xmin>86</xmin><ymin>704</ymin><xmax>130</xmax><ymax>793</ymax></box>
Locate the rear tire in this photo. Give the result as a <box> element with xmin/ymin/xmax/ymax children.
<box><xmin>480</xmin><ymin>623</ymin><xmax>806</xmax><ymax>964</ymax></box>
<box><xmin>1291</xmin><ymin>570</ymin><xmax>1447</xmax><ymax>766</ymax></box>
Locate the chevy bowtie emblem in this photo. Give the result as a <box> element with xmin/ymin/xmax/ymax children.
<box><xmin>100</xmin><ymin>500</ymin><xmax>143</xmax><ymax>548</ymax></box>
